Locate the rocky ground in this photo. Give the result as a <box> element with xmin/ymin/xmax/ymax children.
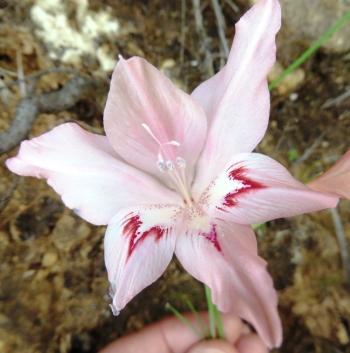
<box><xmin>0</xmin><ymin>0</ymin><xmax>349</xmax><ymax>352</ymax></box>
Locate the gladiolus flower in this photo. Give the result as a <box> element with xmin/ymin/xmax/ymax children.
<box><xmin>6</xmin><ymin>0</ymin><xmax>339</xmax><ymax>348</ymax></box>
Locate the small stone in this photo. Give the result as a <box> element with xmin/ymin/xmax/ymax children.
<box><xmin>289</xmin><ymin>93</ymin><xmax>299</xmax><ymax>102</ymax></box>
<box><xmin>0</xmin><ymin>341</ymin><xmax>6</xmax><ymax>352</ymax></box>
<box><xmin>269</xmin><ymin>62</ymin><xmax>305</xmax><ymax>95</ymax></box>
<box><xmin>270</xmin><ymin>120</ymin><xmax>278</xmax><ymax>129</ymax></box>
<box><xmin>22</xmin><ymin>270</ymin><xmax>35</xmax><ymax>279</ymax></box>
<box><xmin>160</xmin><ymin>59</ymin><xmax>176</xmax><ymax>70</ymax></box>
<box><xmin>0</xmin><ymin>313</ymin><xmax>9</xmax><ymax>325</ymax></box>
<box><xmin>336</xmin><ymin>323</ymin><xmax>349</xmax><ymax>345</ymax></box>
<box><xmin>0</xmin><ymin>231</ymin><xmax>9</xmax><ymax>248</ymax></box>
<box><xmin>52</xmin><ymin>214</ymin><xmax>91</xmax><ymax>252</ymax></box>
<box><xmin>42</xmin><ymin>252</ymin><xmax>58</xmax><ymax>267</ymax></box>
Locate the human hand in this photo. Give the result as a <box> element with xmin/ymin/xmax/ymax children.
<box><xmin>100</xmin><ymin>313</ymin><xmax>268</xmax><ymax>353</ymax></box>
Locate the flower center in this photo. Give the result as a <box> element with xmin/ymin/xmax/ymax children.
<box><xmin>142</xmin><ymin>123</ymin><xmax>193</xmax><ymax>206</ymax></box>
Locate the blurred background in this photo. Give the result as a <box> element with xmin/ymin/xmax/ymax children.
<box><xmin>0</xmin><ymin>0</ymin><xmax>349</xmax><ymax>352</ymax></box>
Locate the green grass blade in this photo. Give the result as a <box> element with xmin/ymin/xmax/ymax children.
<box><xmin>213</xmin><ymin>305</ymin><xmax>225</xmax><ymax>339</ymax></box>
<box><xmin>205</xmin><ymin>285</ymin><xmax>217</xmax><ymax>339</ymax></box>
<box><xmin>165</xmin><ymin>302</ymin><xmax>202</xmax><ymax>338</ymax></box>
<box><xmin>269</xmin><ymin>10</ymin><xmax>350</xmax><ymax>91</ymax></box>
<box><xmin>183</xmin><ymin>296</ymin><xmax>208</xmax><ymax>336</ymax></box>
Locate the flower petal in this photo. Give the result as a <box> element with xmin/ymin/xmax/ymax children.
<box><xmin>105</xmin><ymin>205</ymin><xmax>181</xmax><ymax>313</ymax></box>
<box><xmin>309</xmin><ymin>150</ymin><xmax>350</xmax><ymax>200</ymax></box>
<box><xmin>6</xmin><ymin>123</ymin><xmax>180</xmax><ymax>225</ymax></box>
<box><xmin>197</xmin><ymin>153</ymin><xmax>338</xmax><ymax>225</ymax></box>
<box><xmin>175</xmin><ymin>219</ymin><xmax>282</xmax><ymax>348</ymax></box>
<box><xmin>103</xmin><ymin>57</ymin><xmax>207</xmax><ymax>186</ymax></box>
<box><xmin>192</xmin><ymin>0</ymin><xmax>281</xmax><ymax>192</ymax></box>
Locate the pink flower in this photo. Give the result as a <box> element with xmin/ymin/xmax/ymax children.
<box><xmin>309</xmin><ymin>150</ymin><xmax>350</xmax><ymax>200</ymax></box>
<box><xmin>6</xmin><ymin>0</ymin><xmax>338</xmax><ymax>348</ymax></box>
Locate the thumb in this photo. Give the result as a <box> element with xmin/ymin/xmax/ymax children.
<box><xmin>186</xmin><ymin>340</ymin><xmax>238</xmax><ymax>353</ymax></box>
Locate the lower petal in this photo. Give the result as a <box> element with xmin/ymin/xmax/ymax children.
<box><xmin>198</xmin><ymin>153</ymin><xmax>339</xmax><ymax>225</ymax></box>
<box><xmin>105</xmin><ymin>205</ymin><xmax>182</xmax><ymax>314</ymax></box>
<box><xmin>175</xmin><ymin>219</ymin><xmax>282</xmax><ymax>348</ymax></box>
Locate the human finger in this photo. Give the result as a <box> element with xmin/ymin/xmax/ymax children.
<box><xmin>236</xmin><ymin>333</ymin><xmax>268</xmax><ymax>353</ymax></box>
<box><xmin>186</xmin><ymin>340</ymin><xmax>239</xmax><ymax>353</ymax></box>
<box><xmin>100</xmin><ymin>312</ymin><xmax>243</xmax><ymax>353</ymax></box>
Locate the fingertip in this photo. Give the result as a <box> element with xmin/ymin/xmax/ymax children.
<box><xmin>236</xmin><ymin>333</ymin><xmax>268</xmax><ymax>353</ymax></box>
<box><xmin>221</xmin><ymin>314</ymin><xmax>244</xmax><ymax>344</ymax></box>
<box><xmin>159</xmin><ymin>314</ymin><xmax>204</xmax><ymax>352</ymax></box>
<box><xmin>187</xmin><ymin>340</ymin><xmax>239</xmax><ymax>353</ymax></box>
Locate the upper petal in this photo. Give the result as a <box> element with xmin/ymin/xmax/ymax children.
<box><xmin>309</xmin><ymin>150</ymin><xmax>350</xmax><ymax>200</ymax></box>
<box><xmin>192</xmin><ymin>0</ymin><xmax>281</xmax><ymax>192</ymax></box>
<box><xmin>6</xmin><ymin>123</ymin><xmax>180</xmax><ymax>225</ymax></box>
<box><xmin>197</xmin><ymin>153</ymin><xmax>338</xmax><ymax>225</ymax></box>
<box><xmin>175</xmin><ymin>219</ymin><xmax>282</xmax><ymax>348</ymax></box>
<box><xmin>103</xmin><ymin>57</ymin><xmax>207</xmax><ymax>186</ymax></box>
<box><xmin>105</xmin><ymin>205</ymin><xmax>181</xmax><ymax>313</ymax></box>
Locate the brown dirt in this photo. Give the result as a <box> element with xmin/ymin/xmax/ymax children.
<box><xmin>0</xmin><ymin>1</ymin><xmax>349</xmax><ymax>352</ymax></box>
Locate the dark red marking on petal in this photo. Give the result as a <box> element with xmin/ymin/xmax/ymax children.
<box><xmin>200</xmin><ymin>224</ymin><xmax>222</xmax><ymax>252</ymax></box>
<box><xmin>221</xmin><ymin>166</ymin><xmax>265</xmax><ymax>208</ymax></box>
<box><xmin>122</xmin><ymin>215</ymin><xmax>167</xmax><ymax>259</ymax></box>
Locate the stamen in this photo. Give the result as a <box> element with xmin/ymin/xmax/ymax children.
<box><xmin>165</xmin><ymin>140</ymin><xmax>180</xmax><ymax>147</ymax></box>
<box><xmin>166</xmin><ymin>160</ymin><xmax>175</xmax><ymax>171</ymax></box>
<box><xmin>141</xmin><ymin>123</ymin><xmax>162</xmax><ymax>146</ymax></box>
<box><xmin>157</xmin><ymin>160</ymin><xmax>167</xmax><ymax>172</ymax></box>
<box><xmin>176</xmin><ymin>157</ymin><xmax>186</xmax><ymax>169</ymax></box>
<box><xmin>140</xmin><ymin>123</ymin><xmax>192</xmax><ymax>205</ymax></box>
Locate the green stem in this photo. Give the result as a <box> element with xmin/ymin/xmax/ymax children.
<box><xmin>205</xmin><ymin>285</ymin><xmax>217</xmax><ymax>338</ymax></box>
<box><xmin>205</xmin><ymin>285</ymin><xmax>225</xmax><ymax>339</ymax></box>
<box><xmin>213</xmin><ymin>304</ymin><xmax>225</xmax><ymax>339</ymax></box>
<box><xmin>269</xmin><ymin>10</ymin><xmax>350</xmax><ymax>91</ymax></box>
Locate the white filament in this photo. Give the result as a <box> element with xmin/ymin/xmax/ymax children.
<box><xmin>141</xmin><ymin>123</ymin><xmax>192</xmax><ymax>205</ymax></box>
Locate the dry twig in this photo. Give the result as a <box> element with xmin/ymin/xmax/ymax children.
<box><xmin>16</xmin><ymin>50</ymin><xmax>27</xmax><ymax>98</ymax></box>
<box><xmin>180</xmin><ymin>0</ymin><xmax>187</xmax><ymax>65</ymax></box>
<box><xmin>0</xmin><ymin>76</ymin><xmax>97</xmax><ymax>154</ymax></box>
<box><xmin>293</xmin><ymin>131</ymin><xmax>326</xmax><ymax>166</ymax></box>
<box><xmin>211</xmin><ymin>0</ymin><xmax>229</xmax><ymax>60</ymax></box>
<box><xmin>192</xmin><ymin>0</ymin><xmax>214</xmax><ymax>76</ymax></box>
<box><xmin>0</xmin><ymin>176</ymin><xmax>19</xmax><ymax>212</ymax></box>
<box><xmin>0</xmin><ymin>67</ymin><xmax>80</xmax><ymax>93</ymax></box>
<box><xmin>224</xmin><ymin>0</ymin><xmax>239</xmax><ymax>13</ymax></box>
<box><xmin>329</xmin><ymin>208</ymin><xmax>350</xmax><ymax>286</ymax></box>
<box><xmin>0</xmin><ymin>67</ymin><xmax>18</xmax><ymax>77</ymax></box>
<box><xmin>322</xmin><ymin>87</ymin><xmax>350</xmax><ymax>109</ymax></box>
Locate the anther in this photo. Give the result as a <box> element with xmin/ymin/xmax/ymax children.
<box><xmin>176</xmin><ymin>157</ymin><xmax>186</xmax><ymax>169</ymax></box>
<box><xmin>157</xmin><ymin>160</ymin><xmax>167</xmax><ymax>172</ymax></box>
<box><xmin>166</xmin><ymin>160</ymin><xmax>175</xmax><ymax>171</ymax></box>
